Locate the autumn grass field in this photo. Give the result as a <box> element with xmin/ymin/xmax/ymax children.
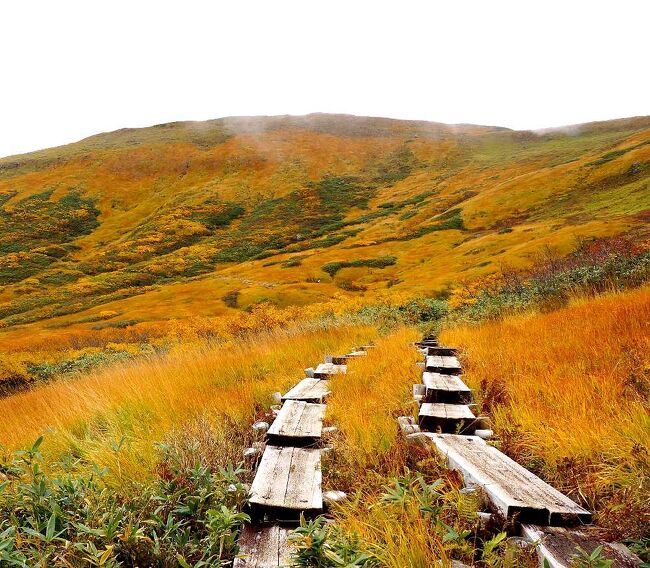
<box><xmin>0</xmin><ymin>321</ymin><xmax>375</xmax><ymax>476</ymax></box>
<box><xmin>0</xmin><ymin>286</ymin><xmax>648</xmax><ymax>564</ymax></box>
<box><xmin>443</xmin><ymin>287</ymin><xmax>650</xmax><ymax>540</ymax></box>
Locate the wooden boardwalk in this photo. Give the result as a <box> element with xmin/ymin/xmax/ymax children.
<box><xmin>419</xmin><ymin>403</ymin><xmax>476</xmax><ymax>434</ymax></box>
<box><xmin>422</xmin><ymin>372</ymin><xmax>472</xmax><ymax>404</ymax></box>
<box><xmin>249</xmin><ymin>445</ymin><xmax>322</xmax><ymax>520</ymax></box>
<box><xmin>421</xmin><ymin>346</ymin><xmax>458</xmax><ymax>357</ymax></box>
<box><xmin>313</xmin><ymin>362</ymin><xmax>346</xmax><ymax>378</ymax></box>
<box><xmin>234</xmin><ymin>524</ymin><xmax>295</xmax><ymax>567</ymax></box>
<box><xmin>424</xmin><ymin>433</ymin><xmax>591</xmax><ymax>524</ymax></box>
<box><xmin>238</xmin><ymin>346</ymin><xmax>367</xmax><ymax>565</ymax></box>
<box><xmin>521</xmin><ymin>524</ymin><xmax>641</xmax><ymax>568</ymax></box>
<box><xmin>425</xmin><ymin>355</ymin><xmax>462</xmax><ymax>374</ymax></box>
<box><xmin>399</xmin><ymin>335</ymin><xmax>639</xmax><ymax>567</ymax></box>
<box><xmin>266</xmin><ymin>400</ymin><xmax>325</xmax><ymax>446</ymax></box>
<box><xmin>281</xmin><ymin>378</ymin><xmax>330</xmax><ymax>403</ymax></box>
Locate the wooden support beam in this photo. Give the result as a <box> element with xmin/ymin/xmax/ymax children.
<box><xmin>419</xmin><ymin>403</ymin><xmax>477</xmax><ymax>434</ymax></box>
<box><xmin>249</xmin><ymin>446</ymin><xmax>322</xmax><ymax>520</ymax></box>
<box><xmin>397</xmin><ymin>415</ymin><xmax>421</xmax><ymax>435</ymax></box>
<box><xmin>425</xmin><ymin>355</ymin><xmax>462</xmax><ymax>374</ymax></box>
<box><xmin>281</xmin><ymin>378</ymin><xmax>330</xmax><ymax>403</ymax></box>
<box><xmin>521</xmin><ymin>524</ymin><xmax>641</xmax><ymax>568</ymax></box>
<box><xmin>424</xmin><ymin>434</ymin><xmax>592</xmax><ymax>525</ymax></box>
<box><xmin>267</xmin><ymin>400</ymin><xmax>325</xmax><ymax>446</ymax></box>
<box><xmin>234</xmin><ymin>524</ymin><xmax>295</xmax><ymax>567</ymax></box>
<box><xmin>422</xmin><ymin>372</ymin><xmax>472</xmax><ymax>404</ymax></box>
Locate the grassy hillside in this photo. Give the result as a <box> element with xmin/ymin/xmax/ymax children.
<box><xmin>1</xmin><ymin>113</ymin><xmax>649</xmax><ymax>349</ymax></box>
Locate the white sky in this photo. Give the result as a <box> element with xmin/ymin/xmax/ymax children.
<box><xmin>1</xmin><ymin>0</ymin><xmax>648</xmax><ymax>158</ymax></box>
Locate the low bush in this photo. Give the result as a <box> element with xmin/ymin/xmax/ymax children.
<box><xmin>322</xmin><ymin>256</ymin><xmax>397</xmax><ymax>277</ymax></box>
<box><xmin>450</xmin><ymin>236</ymin><xmax>650</xmax><ymax>321</ymax></box>
<box><xmin>0</xmin><ymin>437</ymin><xmax>250</xmax><ymax>567</ymax></box>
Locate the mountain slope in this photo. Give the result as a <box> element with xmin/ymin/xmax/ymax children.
<box><xmin>1</xmin><ymin>113</ymin><xmax>649</xmax><ymax>340</ymax></box>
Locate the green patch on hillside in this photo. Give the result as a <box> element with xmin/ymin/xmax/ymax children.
<box><xmin>322</xmin><ymin>255</ymin><xmax>397</xmax><ymax>277</ymax></box>
<box><xmin>0</xmin><ymin>189</ymin><xmax>100</xmax><ymax>284</ymax></box>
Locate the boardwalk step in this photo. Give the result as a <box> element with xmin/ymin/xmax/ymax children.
<box><xmin>422</xmin><ymin>346</ymin><xmax>458</xmax><ymax>357</ymax></box>
<box><xmin>282</xmin><ymin>378</ymin><xmax>330</xmax><ymax>403</ymax></box>
<box><xmin>424</xmin><ymin>434</ymin><xmax>591</xmax><ymax>525</ymax></box>
<box><xmin>267</xmin><ymin>400</ymin><xmax>325</xmax><ymax>446</ymax></box>
<box><xmin>234</xmin><ymin>524</ymin><xmax>295</xmax><ymax>567</ymax></box>
<box><xmin>422</xmin><ymin>372</ymin><xmax>472</xmax><ymax>404</ymax></box>
<box><xmin>346</xmin><ymin>350</ymin><xmax>368</xmax><ymax>357</ymax></box>
<box><xmin>313</xmin><ymin>362</ymin><xmax>346</xmax><ymax>378</ymax></box>
<box><xmin>425</xmin><ymin>355</ymin><xmax>462</xmax><ymax>374</ymax></box>
<box><xmin>521</xmin><ymin>524</ymin><xmax>641</xmax><ymax>568</ymax></box>
<box><xmin>249</xmin><ymin>445</ymin><xmax>322</xmax><ymax>520</ymax></box>
<box><xmin>419</xmin><ymin>403</ymin><xmax>477</xmax><ymax>434</ymax></box>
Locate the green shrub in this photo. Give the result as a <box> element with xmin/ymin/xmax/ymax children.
<box><xmin>322</xmin><ymin>256</ymin><xmax>397</xmax><ymax>277</ymax></box>
<box><xmin>0</xmin><ymin>437</ymin><xmax>249</xmax><ymax>567</ymax></box>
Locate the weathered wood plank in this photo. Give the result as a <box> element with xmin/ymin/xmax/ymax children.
<box><xmin>423</xmin><ymin>346</ymin><xmax>458</xmax><ymax>357</ymax></box>
<box><xmin>267</xmin><ymin>400</ymin><xmax>325</xmax><ymax>446</ymax></box>
<box><xmin>425</xmin><ymin>355</ymin><xmax>461</xmax><ymax>374</ymax></box>
<box><xmin>282</xmin><ymin>378</ymin><xmax>330</xmax><ymax>403</ymax></box>
<box><xmin>422</xmin><ymin>372</ymin><xmax>472</xmax><ymax>404</ymax></box>
<box><xmin>521</xmin><ymin>524</ymin><xmax>640</xmax><ymax>568</ymax></box>
<box><xmin>313</xmin><ymin>363</ymin><xmax>346</xmax><ymax>378</ymax></box>
<box><xmin>419</xmin><ymin>403</ymin><xmax>476</xmax><ymax>433</ymax></box>
<box><xmin>249</xmin><ymin>446</ymin><xmax>322</xmax><ymax>519</ymax></box>
<box><xmin>234</xmin><ymin>524</ymin><xmax>295</xmax><ymax>567</ymax></box>
<box><xmin>424</xmin><ymin>434</ymin><xmax>591</xmax><ymax>524</ymax></box>
<box><xmin>346</xmin><ymin>350</ymin><xmax>368</xmax><ymax>357</ymax></box>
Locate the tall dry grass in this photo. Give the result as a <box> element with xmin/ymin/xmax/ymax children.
<box><xmin>0</xmin><ymin>322</ymin><xmax>376</xmax><ymax>486</ymax></box>
<box><xmin>442</xmin><ymin>286</ymin><xmax>650</xmax><ymax>538</ymax></box>
<box><xmin>326</xmin><ymin>327</ymin><xmax>420</xmax><ymax>481</ymax></box>
<box><xmin>324</xmin><ymin>328</ymin><xmax>464</xmax><ymax>567</ymax></box>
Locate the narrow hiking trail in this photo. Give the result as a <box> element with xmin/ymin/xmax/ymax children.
<box><xmin>233</xmin><ymin>336</ymin><xmax>641</xmax><ymax>567</ymax></box>
<box><xmin>235</xmin><ymin>347</ymin><xmax>367</xmax><ymax>566</ymax></box>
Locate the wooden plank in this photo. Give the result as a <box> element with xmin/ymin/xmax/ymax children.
<box><xmin>346</xmin><ymin>350</ymin><xmax>367</xmax><ymax>357</ymax></box>
<box><xmin>422</xmin><ymin>372</ymin><xmax>472</xmax><ymax>404</ymax></box>
<box><xmin>424</xmin><ymin>346</ymin><xmax>458</xmax><ymax>357</ymax></box>
<box><xmin>330</xmin><ymin>355</ymin><xmax>348</xmax><ymax>365</ymax></box>
<box><xmin>424</xmin><ymin>434</ymin><xmax>591</xmax><ymax>524</ymax></box>
<box><xmin>249</xmin><ymin>445</ymin><xmax>322</xmax><ymax>520</ymax></box>
<box><xmin>282</xmin><ymin>378</ymin><xmax>330</xmax><ymax>403</ymax></box>
<box><xmin>234</xmin><ymin>524</ymin><xmax>295</xmax><ymax>567</ymax></box>
<box><xmin>521</xmin><ymin>524</ymin><xmax>640</xmax><ymax>568</ymax></box>
<box><xmin>313</xmin><ymin>363</ymin><xmax>346</xmax><ymax>378</ymax></box>
<box><xmin>425</xmin><ymin>355</ymin><xmax>461</xmax><ymax>374</ymax></box>
<box><xmin>419</xmin><ymin>403</ymin><xmax>476</xmax><ymax>433</ymax></box>
<box><xmin>267</xmin><ymin>400</ymin><xmax>325</xmax><ymax>446</ymax></box>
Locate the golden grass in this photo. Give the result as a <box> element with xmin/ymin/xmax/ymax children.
<box><xmin>0</xmin><ymin>322</ymin><xmax>376</xmax><ymax>485</ymax></box>
<box><xmin>327</xmin><ymin>327</ymin><xmax>420</xmax><ymax>478</ymax></box>
<box><xmin>442</xmin><ymin>286</ymin><xmax>650</xmax><ymax>537</ymax></box>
